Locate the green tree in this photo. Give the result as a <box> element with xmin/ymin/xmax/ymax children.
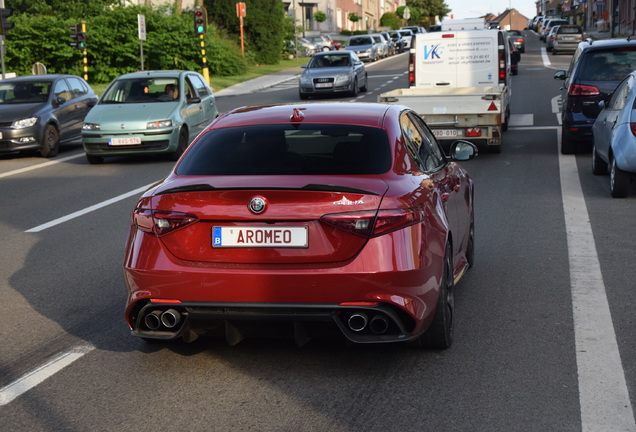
<box><xmin>314</xmin><ymin>11</ymin><xmax>327</xmax><ymax>23</ymax></box>
<box><xmin>3</xmin><ymin>2</ymin><xmax>247</xmax><ymax>83</ymax></box>
<box><xmin>348</xmin><ymin>13</ymin><xmax>361</xmax><ymax>23</ymax></box>
<box><xmin>380</xmin><ymin>12</ymin><xmax>401</xmax><ymax>29</ymax></box>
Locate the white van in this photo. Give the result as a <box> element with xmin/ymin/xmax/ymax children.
<box><xmin>409</xmin><ymin>29</ymin><xmax>512</xmax><ymax>90</ymax></box>
<box><xmin>379</xmin><ymin>29</ymin><xmax>513</xmax><ymax>152</ymax></box>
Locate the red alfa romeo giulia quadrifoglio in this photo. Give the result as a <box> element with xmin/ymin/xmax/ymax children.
<box><xmin>123</xmin><ymin>102</ymin><xmax>477</xmax><ymax>348</ymax></box>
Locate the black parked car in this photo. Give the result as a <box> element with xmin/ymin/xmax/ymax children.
<box><xmin>0</xmin><ymin>75</ymin><xmax>97</xmax><ymax>158</ymax></box>
<box><xmin>554</xmin><ymin>39</ymin><xmax>636</xmax><ymax>154</ymax></box>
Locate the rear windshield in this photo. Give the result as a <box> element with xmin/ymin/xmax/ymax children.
<box><xmin>578</xmin><ymin>48</ymin><xmax>636</xmax><ymax>81</ymax></box>
<box><xmin>348</xmin><ymin>37</ymin><xmax>373</xmax><ymax>46</ymax></box>
<box><xmin>558</xmin><ymin>26</ymin><xmax>582</xmax><ymax>34</ymax></box>
<box><xmin>177</xmin><ymin>124</ymin><xmax>391</xmax><ymax>176</ymax></box>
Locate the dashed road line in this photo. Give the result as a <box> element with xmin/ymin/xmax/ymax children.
<box><xmin>0</xmin><ymin>345</ymin><xmax>94</xmax><ymax>406</ymax></box>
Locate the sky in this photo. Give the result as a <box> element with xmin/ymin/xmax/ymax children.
<box><xmin>444</xmin><ymin>0</ymin><xmax>537</xmax><ymax>21</ymax></box>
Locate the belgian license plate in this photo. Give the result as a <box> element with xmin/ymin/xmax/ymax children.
<box><xmin>108</xmin><ymin>137</ymin><xmax>142</xmax><ymax>146</ymax></box>
<box><xmin>212</xmin><ymin>226</ymin><xmax>308</xmax><ymax>248</ymax></box>
<box><xmin>433</xmin><ymin>129</ymin><xmax>458</xmax><ymax>138</ymax></box>
<box><xmin>315</xmin><ymin>83</ymin><xmax>333</xmax><ymax>88</ymax></box>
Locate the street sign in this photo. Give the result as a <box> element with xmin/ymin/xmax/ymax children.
<box><xmin>236</xmin><ymin>2</ymin><xmax>246</xmax><ymax>18</ymax></box>
<box><xmin>138</xmin><ymin>14</ymin><xmax>146</xmax><ymax>41</ymax></box>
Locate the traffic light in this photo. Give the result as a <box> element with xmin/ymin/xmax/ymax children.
<box><xmin>69</xmin><ymin>24</ymin><xmax>86</xmax><ymax>50</ymax></box>
<box><xmin>77</xmin><ymin>31</ymin><xmax>87</xmax><ymax>50</ymax></box>
<box><xmin>194</xmin><ymin>7</ymin><xmax>207</xmax><ymax>35</ymax></box>
<box><xmin>0</xmin><ymin>8</ymin><xmax>14</xmax><ymax>36</ymax></box>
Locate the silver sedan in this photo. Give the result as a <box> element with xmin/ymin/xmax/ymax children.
<box><xmin>298</xmin><ymin>51</ymin><xmax>368</xmax><ymax>99</ymax></box>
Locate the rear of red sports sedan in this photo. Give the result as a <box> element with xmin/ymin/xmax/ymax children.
<box><xmin>123</xmin><ymin>102</ymin><xmax>476</xmax><ymax>348</ymax></box>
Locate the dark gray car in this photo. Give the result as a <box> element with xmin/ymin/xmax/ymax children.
<box><xmin>0</xmin><ymin>75</ymin><xmax>97</xmax><ymax>158</ymax></box>
<box><xmin>298</xmin><ymin>51</ymin><xmax>368</xmax><ymax>99</ymax></box>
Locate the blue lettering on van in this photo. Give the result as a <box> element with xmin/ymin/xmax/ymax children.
<box><xmin>423</xmin><ymin>44</ymin><xmax>443</xmax><ymax>60</ymax></box>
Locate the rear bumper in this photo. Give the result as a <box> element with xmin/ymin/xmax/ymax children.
<box><xmin>130</xmin><ymin>301</ymin><xmax>420</xmax><ymax>344</ymax></box>
<box><xmin>124</xmin><ymin>226</ymin><xmax>447</xmax><ymax>344</ymax></box>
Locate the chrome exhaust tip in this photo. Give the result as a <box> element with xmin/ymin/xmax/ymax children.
<box><xmin>144</xmin><ymin>310</ymin><xmax>163</xmax><ymax>330</ymax></box>
<box><xmin>370</xmin><ymin>315</ymin><xmax>389</xmax><ymax>335</ymax></box>
<box><xmin>348</xmin><ymin>313</ymin><xmax>368</xmax><ymax>332</ymax></box>
<box><xmin>161</xmin><ymin>309</ymin><xmax>181</xmax><ymax>329</ymax></box>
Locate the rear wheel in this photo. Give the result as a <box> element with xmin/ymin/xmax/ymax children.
<box><xmin>412</xmin><ymin>243</ymin><xmax>454</xmax><ymax>349</ymax></box>
<box><xmin>360</xmin><ymin>74</ymin><xmax>368</xmax><ymax>92</ymax></box>
<box><xmin>39</xmin><ymin>124</ymin><xmax>59</xmax><ymax>158</ymax></box>
<box><xmin>610</xmin><ymin>157</ymin><xmax>631</xmax><ymax>198</ymax></box>
<box><xmin>592</xmin><ymin>142</ymin><xmax>608</xmax><ymax>175</ymax></box>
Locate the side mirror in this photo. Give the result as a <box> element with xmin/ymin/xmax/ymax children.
<box><xmin>554</xmin><ymin>70</ymin><xmax>566</xmax><ymax>80</ymax></box>
<box><xmin>188</xmin><ymin>96</ymin><xmax>202</xmax><ymax>104</ymax></box>
<box><xmin>449</xmin><ymin>140</ymin><xmax>478</xmax><ymax>161</ymax></box>
<box><xmin>301</xmin><ymin>64</ymin><xmax>307</xmax><ymax>69</ymax></box>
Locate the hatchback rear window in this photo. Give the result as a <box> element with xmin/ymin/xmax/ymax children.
<box><xmin>177</xmin><ymin>124</ymin><xmax>391</xmax><ymax>175</ymax></box>
<box><xmin>558</xmin><ymin>26</ymin><xmax>582</xmax><ymax>34</ymax></box>
<box><xmin>579</xmin><ymin>48</ymin><xmax>636</xmax><ymax>81</ymax></box>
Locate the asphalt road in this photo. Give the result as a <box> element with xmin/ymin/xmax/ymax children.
<box><xmin>1</xmin><ymin>31</ymin><xmax>635</xmax><ymax>431</ymax></box>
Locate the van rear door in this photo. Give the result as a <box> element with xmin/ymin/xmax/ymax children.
<box><xmin>412</xmin><ymin>31</ymin><xmax>501</xmax><ymax>88</ymax></box>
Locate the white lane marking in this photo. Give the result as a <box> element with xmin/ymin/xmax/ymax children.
<box><xmin>0</xmin><ymin>345</ymin><xmax>94</xmax><ymax>406</ymax></box>
<box><xmin>0</xmin><ymin>153</ymin><xmax>85</xmax><ymax>179</ymax></box>
<box><xmin>542</xmin><ymin>47</ymin><xmax>552</xmax><ymax>67</ymax></box>
<box><xmin>509</xmin><ymin>114</ymin><xmax>534</xmax><ymax>127</ymax></box>
<box><xmin>558</xmin><ymin>130</ymin><xmax>636</xmax><ymax>432</ymax></box>
<box><xmin>25</xmin><ymin>183</ymin><xmax>155</xmax><ymax>233</ymax></box>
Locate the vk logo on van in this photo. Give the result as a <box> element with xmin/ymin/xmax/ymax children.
<box><xmin>423</xmin><ymin>44</ymin><xmax>443</xmax><ymax>59</ymax></box>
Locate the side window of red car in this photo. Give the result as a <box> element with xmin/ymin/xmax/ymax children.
<box><xmin>407</xmin><ymin>112</ymin><xmax>446</xmax><ymax>172</ymax></box>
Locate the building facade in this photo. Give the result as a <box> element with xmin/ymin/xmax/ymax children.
<box><xmin>284</xmin><ymin>0</ymin><xmax>405</xmax><ymax>34</ymax></box>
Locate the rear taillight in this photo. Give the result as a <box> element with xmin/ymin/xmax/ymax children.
<box><xmin>408</xmin><ymin>53</ymin><xmax>415</xmax><ymax>86</ymax></box>
<box><xmin>132</xmin><ymin>208</ymin><xmax>198</xmax><ymax>237</ymax></box>
<box><xmin>498</xmin><ymin>47</ymin><xmax>506</xmax><ymax>83</ymax></box>
<box><xmin>630</xmin><ymin>123</ymin><xmax>636</xmax><ymax>136</ymax></box>
<box><xmin>321</xmin><ymin>208</ymin><xmax>424</xmax><ymax>238</ymax></box>
<box><xmin>568</xmin><ymin>84</ymin><xmax>600</xmax><ymax>96</ymax></box>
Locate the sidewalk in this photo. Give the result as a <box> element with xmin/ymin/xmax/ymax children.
<box><xmin>214</xmin><ymin>66</ymin><xmax>304</xmax><ymax>97</ymax></box>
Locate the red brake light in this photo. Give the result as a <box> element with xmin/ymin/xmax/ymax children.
<box><xmin>132</xmin><ymin>209</ymin><xmax>198</xmax><ymax>237</ymax></box>
<box><xmin>408</xmin><ymin>53</ymin><xmax>415</xmax><ymax>86</ymax></box>
<box><xmin>321</xmin><ymin>208</ymin><xmax>424</xmax><ymax>238</ymax></box>
<box><xmin>568</xmin><ymin>84</ymin><xmax>600</xmax><ymax>96</ymax></box>
<box><xmin>498</xmin><ymin>48</ymin><xmax>506</xmax><ymax>82</ymax></box>
<box><xmin>630</xmin><ymin>123</ymin><xmax>636</xmax><ymax>136</ymax></box>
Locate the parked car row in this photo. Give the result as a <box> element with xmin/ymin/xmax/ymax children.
<box><xmin>0</xmin><ymin>70</ymin><xmax>219</xmax><ymax>164</ymax></box>
<box><xmin>554</xmin><ymin>37</ymin><xmax>636</xmax><ymax>197</ymax></box>
<box><xmin>344</xmin><ymin>31</ymin><xmax>407</xmax><ymax>63</ymax></box>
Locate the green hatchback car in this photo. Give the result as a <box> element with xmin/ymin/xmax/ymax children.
<box><xmin>82</xmin><ymin>70</ymin><xmax>218</xmax><ymax>164</ymax></box>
